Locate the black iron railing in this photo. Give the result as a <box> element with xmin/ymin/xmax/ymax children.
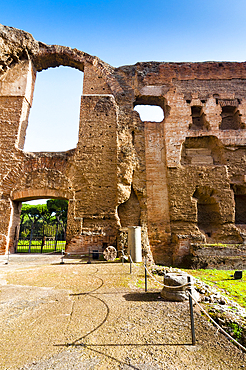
<box><xmin>17</xmin><ymin>223</ymin><xmax>66</xmax><ymax>253</ymax></box>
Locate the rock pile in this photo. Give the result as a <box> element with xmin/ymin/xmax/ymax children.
<box><xmin>152</xmin><ymin>265</ymin><xmax>246</xmax><ymax>346</ymax></box>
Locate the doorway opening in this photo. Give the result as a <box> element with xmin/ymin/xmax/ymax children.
<box><xmin>16</xmin><ymin>198</ymin><xmax>68</xmax><ymax>253</ymax></box>
<box><xmin>234</xmin><ymin>194</ymin><xmax>246</xmax><ymax>224</ymax></box>
<box><xmin>231</xmin><ymin>185</ymin><xmax>246</xmax><ymax>225</ymax></box>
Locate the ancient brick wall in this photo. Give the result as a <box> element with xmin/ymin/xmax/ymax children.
<box><xmin>1</xmin><ymin>24</ymin><xmax>246</xmax><ymax>266</ymax></box>
<box><xmin>144</xmin><ymin>121</ymin><xmax>171</xmax><ymax>264</ymax></box>
<box><xmin>120</xmin><ymin>63</ymin><xmax>246</xmax><ymax>265</ymax></box>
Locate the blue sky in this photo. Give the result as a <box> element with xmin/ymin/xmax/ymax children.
<box><xmin>2</xmin><ymin>0</ymin><xmax>246</xmax><ymax>155</ymax></box>
<box><xmin>3</xmin><ymin>0</ymin><xmax>246</xmax><ymax>65</ymax></box>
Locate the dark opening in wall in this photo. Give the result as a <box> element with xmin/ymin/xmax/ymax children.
<box><xmin>193</xmin><ymin>187</ymin><xmax>222</xmax><ymax>237</ymax></box>
<box><xmin>181</xmin><ymin>136</ymin><xmax>224</xmax><ymax>166</ymax></box>
<box><xmin>231</xmin><ymin>185</ymin><xmax>246</xmax><ymax>224</ymax></box>
<box><xmin>234</xmin><ymin>195</ymin><xmax>246</xmax><ymax>224</ymax></box>
<box><xmin>220</xmin><ymin>106</ymin><xmax>243</xmax><ymax>130</ymax></box>
<box><xmin>118</xmin><ymin>187</ymin><xmax>141</xmax><ymax>227</ymax></box>
<box><xmin>189</xmin><ymin>106</ymin><xmax>209</xmax><ymax>130</ymax></box>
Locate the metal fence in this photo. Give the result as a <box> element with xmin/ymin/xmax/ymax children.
<box><xmin>17</xmin><ymin>223</ymin><xmax>66</xmax><ymax>253</ymax></box>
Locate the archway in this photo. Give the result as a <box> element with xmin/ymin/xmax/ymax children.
<box><xmin>10</xmin><ymin>192</ymin><xmax>69</xmax><ymax>254</ymax></box>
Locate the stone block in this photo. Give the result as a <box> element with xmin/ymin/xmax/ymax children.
<box><xmin>160</xmin><ymin>273</ymin><xmax>199</xmax><ymax>302</ymax></box>
<box><xmin>191</xmin><ymin>155</ymin><xmax>214</xmax><ymax>165</ymax></box>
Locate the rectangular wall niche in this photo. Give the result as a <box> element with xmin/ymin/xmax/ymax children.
<box><xmin>189</xmin><ymin>106</ymin><xmax>209</xmax><ymax>130</ymax></box>
<box><xmin>234</xmin><ymin>194</ymin><xmax>246</xmax><ymax>224</ymax></box>
<box><xmin>220</xmin><ymin>105</ymin><xmax>242</xmax><ymax>130</ymax></box>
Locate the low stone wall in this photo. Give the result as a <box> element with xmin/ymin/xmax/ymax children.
<box><xmin>189</xmin><ymin>244</ymin><xmax>246</xmax><ymax>269</ymax></box>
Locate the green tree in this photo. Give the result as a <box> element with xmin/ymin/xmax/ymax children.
<box><xmin>20</xmin><ymin>204</ymin><xmax>50</xmax><ymax>252</ymax></box>
<box><xmin>46</xmin><ymin>200</ymin><xmax>68</xmax><ymax>225</ymax></box>
<box><xmin>19</xmin><ymin>200</ymin><xmax>68</xmax><ymax>252</ymax></box>
<box><xmin>46</xmin><ymin>199</ymin><xmax>68</xmax><ymax>243</ymax></box>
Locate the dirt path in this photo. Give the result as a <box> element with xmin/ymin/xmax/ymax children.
<box><xmin>0</xmin><ymin>255</ymin><xmax>245</xmax><ymax>369</ymax></box>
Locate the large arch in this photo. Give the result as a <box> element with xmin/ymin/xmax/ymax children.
<box><xmin>0</xmin><ymin>24</ymin><xmax>122</xmax><ymax>96</ymax></box>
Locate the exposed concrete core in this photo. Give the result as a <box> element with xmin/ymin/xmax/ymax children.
<box><xmin>1</xmin><ymin>24</ymin><xmax>246</xmax><ymax>266</ymax></box>
<box><xmin>118</xmin><ymin>187</ymin><xmax>141</xmax><ymax>227</ymax></box>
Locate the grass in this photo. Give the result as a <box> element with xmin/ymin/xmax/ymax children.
<box><xmin>201</xmin><ymin>243</ymin><xmax>241</xmax><ymax>248</ymax></box>
<box><xmin>184</xmin><ymin>268</ymin><xmax>246</xmax><ymax>309</ymax></box>
<box><xmin>228</xmin><ymin>322</ymin><xmax>243</xmax><ymax>340</ymax></box>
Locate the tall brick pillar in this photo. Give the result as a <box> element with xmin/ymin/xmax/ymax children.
<box><xmin>145</xmin><ymin>121</ymin><xmax>171</xmax><ymax>264</ymax></box>
<box><xmin>0</xmin><ymin>60</ymin><xmax>36</xmax><ymax>253</ymax></box>
<box><xmin>66</xmin><ymin>94</ymin><xmax>118</xmax><ymax>252</ymax></box>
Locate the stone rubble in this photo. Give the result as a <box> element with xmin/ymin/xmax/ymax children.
<box><xmin>152</xmin><ymin>264</ymin><xmax>246</xmax><ymax>346</ymax></box>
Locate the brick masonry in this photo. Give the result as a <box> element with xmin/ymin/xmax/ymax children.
<box><xmin>1</xmin><ymin>24</ymin><xmax>246</xmax><ymax>266</ymax></box>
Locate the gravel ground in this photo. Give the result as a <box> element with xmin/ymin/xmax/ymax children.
<box><xmin>0</xmin><ymin>254</ymin><xmax>245</xmax><ymax>370</ymax></box>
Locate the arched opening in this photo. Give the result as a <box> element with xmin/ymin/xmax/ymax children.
<box><xmin>24</xmin><ymin>66</ymin><xmax>83</xmax><ymax>152</ymax></box>
<box><xmin>14</xmin><ymin>198</ymin><xmax>68</xmax><ymax>253</ymax></box>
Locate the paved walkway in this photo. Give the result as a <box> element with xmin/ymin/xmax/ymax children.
<box><xmin>0</xmin><ymin>254</ymin><xmax>245</xmax><ymax>369</ymax></box>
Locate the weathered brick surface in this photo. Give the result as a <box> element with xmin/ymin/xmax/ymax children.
<box><xmin>1</xmin><ymin>24</ymin><xmax>246</xmax><ymax>266</ymax></box>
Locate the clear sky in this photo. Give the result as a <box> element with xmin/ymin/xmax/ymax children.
<box><xmin>2</xmin><ymin>0</ymin><xmax>246</xmax><ymax>154</ymax></box>
<box><xmin>3</xmin><ymin>0</ymin><xmax>246</xmax><ymax>65</ymax></box>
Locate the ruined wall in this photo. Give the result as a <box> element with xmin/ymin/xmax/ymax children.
<box><xmin>1</xmin><ymin>24</ymin><xmax>246</xmax><ymax>266</ymax></box>
<box><xmin>112</xmin><ymin>62</ymin><xmax>246</xmax><ymax>265</ymax></box>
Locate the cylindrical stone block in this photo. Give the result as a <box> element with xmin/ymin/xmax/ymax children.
<box><xmin>128</xmin><ymin>226</ymin><xmax>142</xmax><ymax>262</ymax></box>
<box><xmin>160</xmin><ymin>273</ymin><xmax>199</xmax><ymax>302</ymax></box>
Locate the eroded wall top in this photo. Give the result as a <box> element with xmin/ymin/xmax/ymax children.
<box><xmin>2</xmin><ymin>24</ymin><xmax>246</xmax><ymax>100</ymax></box>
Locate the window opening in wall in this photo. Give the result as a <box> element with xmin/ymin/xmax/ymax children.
<box><xmin>24</xmin><ymin>66</ymin><xmax>83</xmax><ymax>152</ymax></box>
<box><xmin>16</xmin><ymin>198</ymin><xmax>68</xmax><ymax>253</ymax></box>
<box><xmin>220</xmin><ymin>105</ymin><xmax>242</xmax><ymax>130</ymax></box>
<box><xmin>134</xmin><ymin>105</ymin><xmax>164</xmax><ymax>122</ymax></box>
<box><xmin>189</xmin><ymin>106</ymin><xmax>209</xmax><ymax>130</ymax></box>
